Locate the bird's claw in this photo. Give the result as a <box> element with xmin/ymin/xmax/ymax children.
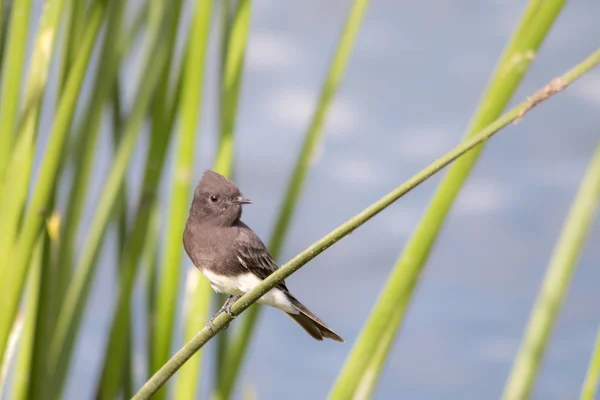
<box><xmin>225</xmin><ymin>303</ymin><xmax>235</xmax><ymax>318</ymax></box>
<box><xmin>206</xmin><ymin>314</ymin><xmax>230</xmax><ymax>333</ymax></box>
<box><xmin>205</xmin><ymin>295</ymin><xmax>240</xmax><ymax>333</ymax></box>
<box><xmin>224</xmin><ymin>295</ymin><xmax>241</xmax><ymax>318</ymax></box>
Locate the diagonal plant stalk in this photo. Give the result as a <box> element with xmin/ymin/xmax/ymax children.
<box><xmin>144</xmin><ymin>204</ymin><xmax>161</xmax><ymax>378</ymax></box>
<box><xmin>146</xmin><ymin>6</ymin><xmax>187</xmax><ymax>375</ymax></box>
<box><xmin>58</xmin><ymin>0</ymin><xmax>86</xmax><ymax>93</ymax></box>
<box><xmin>28</xmin><ymin>212</ymin><xmax>64</xmax><ymax>400</ymax></box>
<box><xmin>0</xmin><ymin>312</ymin><xmax>23</xmax><ymax>394</ymax></box>
<box><xmin>217</xmin><ymin>1</ymin><xmax>371</xmax><ymax>397</ymax></box>
<box><xmin>55</xmin><ymin>0</ymin><xmax>141</xmax><ymax>295</ymax></box>
<box><xmin>11</xmin><ymin>216</ymin><xmax>57</xmax><ymax>400</ymax></box>
<box><xmin>10</xmin><ymin>239</ymin><xmax>42</xmax><ymax>400</ymax></box>
<box><xmin>0</xmin><ymin>0</ymin><xmax>4</xmax><ymax>65</ymax></box>
<box><xmin>132</xmin><ymin>49</ymin><xmax>600</xmax><ymax>398</ymax></box>
<box><xmin>0</xmin><ymin>0</ymin><xmax>32</xmax><ymax>186</ymax></box>
<box><xmin>581</xmin><ymin>327</ymin><xmax>600</xmax><ymax>400</ymax></box>
<box><xmin>175</xmin><ymin>2</ymin><xmax>251</xmax><ymax>399</ymax></box>
<box><xmin>0</xmin><ymin>0</ymin><xmax>66</xmax><ymax>284</ymax></box>
<box><xmin>329</xmin><ymin>2</ymin><xmax>567</xmax><ymax>398</ymax></box>
<box><xmin>108</xmin><ymin>77</ymin><xmax>134</xmax><ymax>398</ymax></box>
<box><xmin>502</xmin><ymin>140</ymin><xmax>600</xmax><ymax>400</ymax></box>
<box><xmin>0</xmin><ymin>0</ymin><xmax>109</xmax><ymax>364</ymax></box>
<box><xmin>46</xmin><ymin>9</ymin><xmax>173</xmax><ymax>398</ymax></box>
<box><xmin>151</xmin><ymin>1</ymin><xmax>214</xmax><ymax>398</ymax></box>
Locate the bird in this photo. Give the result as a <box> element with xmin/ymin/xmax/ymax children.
<box><xmin>183</xmin><ymin>170</ymin><xmax>343</xmax><ymax>342</ymax></box>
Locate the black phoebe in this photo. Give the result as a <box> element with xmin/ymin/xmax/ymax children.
<box><xmin>183</xmin><ymin>170</ymin><xmax>343</xmax><ymax>342</ymax></box>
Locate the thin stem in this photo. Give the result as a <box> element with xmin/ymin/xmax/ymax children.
<box><xmin>178</xmin><ymin>0</ymin><xmax>249</xmax><ymax>398</ymax></box>
<box><xmin>0</xmin><ymin>0</ymin><xmax>33</xmax><ymax>185</ymax></box>
<box><xmin>581</xmin><ymin>328</ymin><xmax>600</xmax><ymax>400</ymax></box>
<box><xmin>329</xmin><ymin>1</ymin><xmax>567</xmax><ymax>397</ymax></box>
<box><xmin>218</xmin><ymin>1</ymin><xmax>371</xmax><ymax>396</ymax></box>
<box><xmin>151</xmin><ymin>1</ymin><xmax>214</xmax><ymax>398</ymax></box>
<box><xmin>132</xmin><ymin>48</ymin><xmax>600</xmax><ymax>399</ymax></box>
<box><xmin>502</xmin><ymin>140</ymin><xmax>600</xmax><ymax>399</ymax></box>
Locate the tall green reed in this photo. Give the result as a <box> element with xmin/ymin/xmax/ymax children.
<box><xmin>0</xmin><ymin>0</ymin><xmax>109</xmax><ymax>364</ymax></box>
<box><xmin>0</xmin><ymin>0</ymin><xmax>32</xmax><ymax>183</ymax></box>
<box><xmin>47</xmin><ymin>3</ymin><xmax>174</xmax><ymax>396</ymax></box>
<box><xmin>96</xmin><ymin>0</ymin><xmax>185</xmax><ymax>398</ymax></box>
<box><xmin>151</xmin><ymin>1</ymin><xmax>214</xmax><ymax>399</ymax></box>
<box><xmin>329</xmin><ymin>2</ymin><xmax>567</xmax><ymax>398</ymax></box>
<box><xmin>581</xmin><ymin>327</ymin><xmax>600</xmax><ymax>400</ymax></box>
<box><xmin>175</xmin><ymin>1</ymin><xmax>250</xmax><ymax>399</ymax></box>
<box><xmin>216</xmin><ymin>2</ymin><xmax>371</xmax><ymax>398</ymax></box>
<box><xmin>502</xmin><ymin>140</ymin><xmax>600</xmax><ymax>399</ymax></box>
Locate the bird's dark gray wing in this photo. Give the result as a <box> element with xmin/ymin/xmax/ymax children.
<box><xmin>235</xmin><ymin>223</ymin><xmax>288</xmax><ymax>291</ymax></box>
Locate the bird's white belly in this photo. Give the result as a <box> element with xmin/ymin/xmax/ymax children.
<box><xmin>201</xmin><ymin>269</ymin><xmax>296</xmax><ymax>313</ymax></box>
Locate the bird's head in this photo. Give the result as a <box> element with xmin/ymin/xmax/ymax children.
<box><xmin>190</xmin><ymin>170</ymin><xmax>252</xmax><ymax>226</ymax></box>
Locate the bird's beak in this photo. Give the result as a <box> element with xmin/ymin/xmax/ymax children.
<box><xmin>234</xmin><ymin>196</ymin><xmax>252</xmax><ymax>205</ymax></box>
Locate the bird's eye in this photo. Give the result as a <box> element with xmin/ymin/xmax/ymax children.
<box><xmin>210</xmin><ymin>195</ymin><xmax>218</xmax><ymax>202</ymax></box>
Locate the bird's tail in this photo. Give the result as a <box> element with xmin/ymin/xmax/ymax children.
<box><xmin>285</xmin><ymin>294</ymin><xmax>344</xmax><ymax>342</ymax></box>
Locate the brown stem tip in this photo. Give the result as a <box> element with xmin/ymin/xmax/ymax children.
<box><xmin>514</xmin><ymin>77</ymin><xmax>568</xmax><ymax>124</ymax></box>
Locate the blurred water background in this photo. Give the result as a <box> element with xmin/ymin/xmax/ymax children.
<box><xmin>25</xmin><ymin>0</ymin><xmax>600</xmax><ymax>398</ymax></box>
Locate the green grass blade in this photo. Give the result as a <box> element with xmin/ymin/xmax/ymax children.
<box><xmin>132</xmin><ymin>50</ymin><xmax>600</xmax><ymax>398</ymax></box>
<box><xmin>42</xmin><ymin>1</ymin><xmax>125</xmax><ymax>393</ymax></box>
<box><xmin>212</xmin><ymin>0</ymin><xmax>233</xmax><ymax>385</ymax></box>
<box><xmin>151</xmin><ymin>1</ymin><xmax>214</xmax><ymax>398</ymax></box>
<box><xmin>104</xmin><ymin>75</ymin><xmax>134</xmax><ymax>399</ymax></box>
<box><xmin>0</xmin><ymin>0</ymin><xmax>4</xmax><ymax>65</ymax></box>
<box><xmin>58</xmin><ymin>0</ymin><xmax>86</xmax><ymax>92</ymax></box>
<box><xmin>55</xmin><ymin>0</ymin><xmax>141</xmax><ymax>308</ymax></box>
<box><xmin>0</xmin><ymin>0</ymin><xmax>32</xmax><ymax>185</ymax></box>
<box><xmin>11</xmin><ymin>222</ymin><xmax>51</xmax><ymax>400</ymax></box>
<box><xmin>0</xmin><ymin>310</ymin><xmax>23</xmax><ymax>393</ymax></box>
<box><xmin>502</xmin><ymin>141</ymin><xmax>600</xmax><ymax>399</ymax></box>
<box><xmin>175</xmin><ymin>271</ymin><xmax>213</xmax><ymax>400</ymax></box>
<box><xmin>95</xmin><ymin>5</ymin><xmax>186</xmax><ymax>393</ymax></box>
<box><xmin>177</xmin><ymin>2</ymin><xmax>251</xmax><ymax>397</ymax></box>
<box><xmin>27</xmin><ymin>212</ymin><xmax>62</xmax><ymax>400</ymax></box>
<box><xmin>0</xmin><ymin>0</ymin><xmax>71</xmax><ymax>315</ymax></box>
<box><xmin>581</xmin><ymin>328</ymin><xmax>600</xmax><ymax>400</ymax></box>
<box><xmin>219</xmin><ymin>1</ymin><xmax>370</xmax><ymax>397</ymax></box>
<box><xmin>146</xmin><ymin>43</ymin><xmax>186</xmax><ymax>380</ymax></box>
<box><xmin>0</xmin><ymin>0</ymin><xmax>108</xmax><ymax>364</ymax></box>
<box><xmin>144</xmin><ymin>205</ymin><xmax>161</xmax><ymax>378</ymax></box>
<box><xmin>0</xmin><ymin>0</ymin><xmax>64</xmax><ymax>281</ymax></box>
<box><xmin>46</xmin><ymin>11</ymin><xmax>172</xmax><ymax>398</ymax></box>
<box><xmin>328</xmin><ymin>2</ymin><xmax>567</xmax><ymax>398</ymax></box>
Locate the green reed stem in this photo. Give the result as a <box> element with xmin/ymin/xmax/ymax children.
<box><xmin>219</xmin><ymin>1</ymin><xmax>371</xmax><ymax>397</ymax></box>
<box><xmin>581</xmin><ymin>328</ymin><xmax>600</xmax><ymax>400</ymax></box>
<box><xmin>178</xmin><ymin>1</ymin><xmax>251</xmax><ymax>398</ymax></box>
<box><xmin>0</xmin><ymin>0</ymin><xmax>32</xmax><ymax>185</ymax></box>
<box><xmin>47</xmin><ymin>7</ymin><xmax>171</xmax><ymax>397</ymax></box>
<box><xmin>0</xmin><ymin>0</ymin><xmax>108</xmax><ymax>365</ymax></box>
<box><xmin>151</xmin><ymin>1</ymin><xmax>214</xmax><ymax>399</ymax></box>
<box><xmin>502</xmin><ymin>140</ymin><xmax>600</xmax><ymax>399</ymax></box>
<box><xmin>329</xmin><ymin>2</ymin><xmax>567</xmax><ymax>398</ymax></box>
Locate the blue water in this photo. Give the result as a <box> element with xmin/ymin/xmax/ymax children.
<box><xmin>50</xmin><ymin>1</ymin><xmax>600</xmax><ymax>399</ymax></box>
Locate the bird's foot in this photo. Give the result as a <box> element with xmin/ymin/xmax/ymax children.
<box><xmin>205</xmin><ymin>295</ymin><xmax>241</xmax><ymax>333</ymax></box>
<box><xmin>224</xmin><ymin>295</ymin><xmax>242</xmax><ymax>318</ymax></box>
<box><xmin>206</xmin><ymin>313</ymin><xmax>230</xmax><ymax>332</ymax></box>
